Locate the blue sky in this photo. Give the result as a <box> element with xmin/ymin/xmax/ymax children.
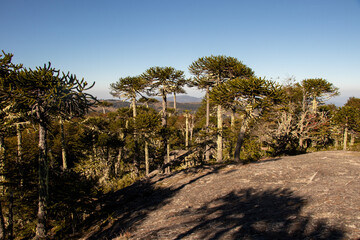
<box><xmin>2</xmin><ymin>0</ymin><xmax>360</xmax><ymax>105</ymax></box>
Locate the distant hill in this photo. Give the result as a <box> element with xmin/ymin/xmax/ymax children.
<box><xmin>163</xmin><ymin>95</ymin><xmax>203</xmax><ymax>103</ymax></box>
<box><xmin>94</xmin><ymin>97</ymin><xmax>202</xmax><ymax>113</ymax></box>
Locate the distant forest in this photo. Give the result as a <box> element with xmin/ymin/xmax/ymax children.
<box><xmin>1</xmin><ymin>52</ymin><xmax>359</xmax><ymax>239</ymax></box>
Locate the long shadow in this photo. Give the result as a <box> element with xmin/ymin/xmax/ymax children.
<box><xmin>170</xmin><ymin>188</ymin><xmax>345</xmax><ymax>240</ymax></box>
<box><xmin>73</xmin><ymin>166</ymin><xmax>221</xmax><ymax>239</ymax></box>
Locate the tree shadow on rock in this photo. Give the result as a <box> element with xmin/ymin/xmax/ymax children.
<box><xmin>172</xmin><ymin>188</ymin><xmax>344</xmax><ymax>240</ymax></box>
<box><xmin>73</xmin><ymin>166</ymin><xmax>221</xmax><ymax>240</ymax></box>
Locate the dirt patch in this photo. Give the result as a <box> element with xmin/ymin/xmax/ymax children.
<box><xmin>76</xmin><ymin>151</ymin><xmax>360</xmax><ymax>239</ymax></box>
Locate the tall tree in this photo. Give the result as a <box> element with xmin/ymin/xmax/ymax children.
<box><xmin>189</xmin><ymin>55</ymin><xmax>254</xmax><ymax>162</ymax></box>
<box><xmin>2</xmin><ymin>62</ymin><xmax>96</xmax><ymax>239</ymax></box>
<box><xmin>301</xmin><ymin>78</ymin><xmax>339</xmax><ymax>113</ymax></box>
<box><xmin>211</xmin><ymin>76</ymin><xmax>283</xmax><ymax>162</ymax></box>
<box><xmin>142</xmin><ymin>66</ymin><xmax>185</xmax><ymax>173</ymax></box>
<box><xmin>110</xmin><ymin>76</ymin><xmax>148</xmax><ymax>119</ymax></box>
<box><xmin>169</xmin><ymin>77</ymin><xmax>187</xmax><ymax>111</ymax></box>
<box><xmin>110</xmin><ymin>76</ymin><xmax>148</xmax><ymax>174</ymax></box>
<box><xmin>0</xmin><ymin>51</ymin><xmax>22</xmax><ymax>239</ymax></box>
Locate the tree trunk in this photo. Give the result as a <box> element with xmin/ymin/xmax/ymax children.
<box><xmin>161</xmin><ymin>90</ymin><xmax>170</xmax><ymax>173</ymax></box>
<box><xmin>234</xmin><ymin>117</ymin><xmax>250</xmax><ymax>162</ymax></box>
<box><xmin>173</xmin><ymin>93</ymin><xmax>177</xmax><ymax>112</ymax></box>
<box><xmin>115</xmin><ymin>147</ymin><xmax>123</xmax><ymax>176</ymax></box>
<box><xmin>0</xmin><ymin>135</ymin><xmax>5</xmax><ymax>193</ymax></box>
<box><xmin>35</xmin><ymin>122</ymin><xmax>48</xmax><ymax>240</ymax></box>
<box><xmin>132</xmin><ymin>96</ymin><xmax>137</xmax><ymax>119</ymax></box>
<box><xmin>334</xmin><ymin>138</ymin><xmax>339</xmax><ymax>149</ymax></box>
<box><xmin>8</xmin><ymin>191</ymin><xmax>13</xmax><ymax>240</ymax></box>
<box><xmin>343</xmin><ymin>126</ymin><xmax>348</xmax><ymax>151</ymax></box>
<box><xmin>145</xmin><ymin>140</ymin><xmax>149</xmax><ymax>176</ymax></box>
<box><xmin>162</xmin><ymin>91</ymin><xmax>167</xmax><ymax>127</ymax></box>
<box><xmin>0</xmin><ymin>201</ymin><xmax>5</xmax><ymax>240</ymax></box>
<box><xmin>165</xmin><ymin>143</ymin><xmax>170</xmax><ymax>174</ymax></box>
<box><xmin>216</xmin><ymin>104</ymin><xmax>223</xmax><ymax>162</ymax></box>
<box><xmin>60</xmin><ymin>118</ymin><xmax>67</xmax><ymax>170</ymax></box>
<box><xmin>17</xmin><ymin>124</ymin><xmax>23</xmax><ymax>163</ymax></box>
<box><xmin>350</xmin><ymin>132</ymin><xmax>355</xmax><ymax>146</ymax></box>
<box><xmin>205</xmin><ymin>87</ymin><xmax>210</xmax><ymax>162</ymax></box>
<box><xmin>0</xmin><ymin>136</ymin><xmax>5</xmax><ymax>240</ymax></box>
<box><xmin>231</xmin><ymin>108</ymin><xmax>235</xmax><ymax>129</ymax></box>
<box><xmin>185</xmin><ymin>113</ymin><xmax>189</xmax><ymax>149</ymax></box>
<box><xmin>312</xmin><ymin>97</ymin><xmax>318</xmax><ymax>113</ymax></box>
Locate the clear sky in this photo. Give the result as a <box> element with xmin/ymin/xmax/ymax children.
<box><xmin>2</xmin><ymin>0</ymin><xmax>360</xmax><ymax>105</ymax></box>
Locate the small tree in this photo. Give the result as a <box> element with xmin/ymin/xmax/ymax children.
<box><xmin>333</xmin><ymin>99</ymin><xmax>360</xmax><ymax>151</ymax></box>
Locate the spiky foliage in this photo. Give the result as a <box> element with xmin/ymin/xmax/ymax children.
<box><xmin>301</xmin><ymin>78</ymin><xmax>339</xmax><ymax>112</ymax></box>
<box><xmin>210</xmin><ymin>76</ymin><xmax>284</xmax><ymax>162</ymax></box>
<box><xmin>1</xmin><ymin>61</ymin><xmax>96</xmax><ymax>239</ymax></box>
<box><xmin>189</xmin><ymin>55</ymin><xmax>255</xmax><ymax>162</ymax></box>
<box><xmin>141</xmin><ymin>66</ymin><xmax>186</xmax><ymax>172</ymax></box>
<box><xmin>110</xmin><ymin>76</ymin><xmax>148</xmax><ymax>117</ymax></box>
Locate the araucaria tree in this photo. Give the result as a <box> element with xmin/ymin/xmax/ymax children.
<box><xmin>189</xmin><ymin>55</ymin><xmax>254</xmax><ymax>162</ymax></box>
<box><xmin>110</xmin><ymin>76</ymin><xmax>148</xmax><ymax>119</ymax></box>
<box><xmin>141</xmin><ymin>66</ymin><xmax>186</xmax><ymax>173</ymax></box>
<box><xmin>0</xmin><ymin>51</ymin><xmax>23</xmax><ymax>239</ymax></box>
<box><xmin>110</xmin><ymin>76</ymin><xmax>148</xmax><ymax>173</ymax></box>
<box><xmin>2</xmin><ymin>62</ymin><xmax>96</xmax><ymax>239</ymax></box>
<box><xmin>211</xmin><ymin>76</ymin><xmax>284</xmax><ymax>162</ymax></box>
<box><xmin>301</xmin><ymin>78</ymin><xmax>339</xmax><ymax>113</ymax></box>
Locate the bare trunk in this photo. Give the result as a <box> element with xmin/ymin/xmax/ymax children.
<box><xmin>145</xmin><ymin>140</ymin><xmax>149</xmax><ymax>176</ymax></box>
<box><xmin>132</xmin><ymin>96</ymin><xmax>137</xmax><ymax>119</ymax></box>
<box><xmin>350</xmin><ymin>132</ymin><xmax>355</xmax><ymax>146</ymax></box>
<box><xmin>8</xmin><ymin>191</ymin><xmax>13</xmax><ymax>240</ymax></box>
<box><xmin>161</xmin><ymin>90</ymin><xmax>170</xmax><ymax>173</ymax></box>
<box><xmin>299</xmin><ymin>137</ymin><xmax>304</xmax><ymax>150</ymax></box>
<box><xmin>165</xmin><ymin>143</ymin><xmax>170</xmax><ymax>174</ymax></box>
<box><xmin>205</xmin><ymin>87</ymin><xmax>210</xmax><ymax>161</ymax></box>
<box><xmin>35</xmin><ymin>122</ymin><xmax>48</xmax><ymax>240</ymax></box>
<box><xmin>190</xmin><ymin>114</ymin><xmax>194</xmax><ymax>141</ymax></box>
<box><xmin>132</xmin><ymin>96</ymin><xmax>139</xmax><ymax>176</ymax></box>
<box><xmin>234</xmin><ymin>117</ymin><xmax>250</xmax><ymax>162</ymax></box>
<box><xmin>231</xmin><ymin>108</ymin><xmax>235</xmax><ymax>129</ymax></box>
<box><xmin>17</xmin><ymin>124</ymin><xmax>23</xmax><ymax>163</ymax></box>
<box><xmin>60</xmin><ymin>118</ymin><xmax>67</xmax><ymax>170</ymax></box>
<box><xmin>334</xmin><ymin>138</ymin><xmax>339</xmax><ymax>149</ymax></box>
<box><xmin>312</xmin><ymin>96</ymin><xmax>317</xmax><ymax>113</ymax></box>
<box><xmin>216</xmin><ymin>104</ymin><xmax>223</xmax><ymax>162</ymax></box>
<box><xmin>185</xmin><ymin>113</ymin><xmax>189</xmax><ymax>149</ymax></box>
<box><xmin>162</xmin><ymin>92</ymin><xmax>167</xmax><ymax>127</ymax></box>
<box><xmin>115</xmin><ymin>147</ymin><xmax>123</xmax><ymax>176</ymax></box>
<box><xmin>343</xmin><ymin>126</ymin><xmax>348</xmax><ymax>151</ymax></box>
<box><xmin>173</xmin><ymin>93</ymin><xmax>177</xmax><ymax>111</ymax></box>
<box><xmin>0</xmin><ymin>201</ymin><xmax>5</xmax><ymax>240</ymax></box>
<box><xmin>0</xmin><ymin>135</ymin><xmax>5</xmax><ymax>193</ymax></box>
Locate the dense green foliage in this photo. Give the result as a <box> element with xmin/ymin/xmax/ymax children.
<box><xmin>0</xmin><ymin>52</ymin><xmax>359</xmax><ymax>239</ymax></box>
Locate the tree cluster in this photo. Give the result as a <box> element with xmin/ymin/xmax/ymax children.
<box><xmin>0</xmin><ymin>52</ymin><xmax>358</xmax><ymax>239</ymax></box>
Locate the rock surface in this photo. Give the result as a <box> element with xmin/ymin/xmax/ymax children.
<box><xmin>77</xmin><ymin>151</ymin><xmax>360</xmax><ymax>240</ymax></box>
